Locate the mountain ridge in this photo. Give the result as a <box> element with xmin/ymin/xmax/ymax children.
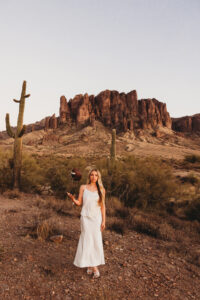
<box><xmin>1</xmin><ymin>89</ymin><xmax>200</xmax><ymax>139</ymax></box>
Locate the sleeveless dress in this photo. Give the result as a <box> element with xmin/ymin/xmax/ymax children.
<box><xmin>73</xmin><ymin>187</ymin><xmax>105</xmax><ymax>267</ymax></box>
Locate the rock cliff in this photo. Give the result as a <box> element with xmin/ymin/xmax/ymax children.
<box><xmin>172</xmin><ymin>114</ymin><xmax>200</xmax><ymax>134</ymax></box>
<box><xmin>44</xmin><ymin>89</ymin><xmax>171</xmax><ymax>133</ymax></box>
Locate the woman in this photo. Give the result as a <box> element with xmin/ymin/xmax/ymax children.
<box><xmin>67</xmin><ymin>168</ymin><xmax>106</xmax><ymax>278</ymax></box>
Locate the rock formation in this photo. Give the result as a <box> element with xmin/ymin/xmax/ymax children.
<box><xmin>172</xmin><ymin>114</ymin><xmax>200</xmax><ymax>134</ymax></box>
<box><xmin>58</xmin><ymin>89</ymin><xmax>172</xmax><ymax>132</ymax></box>
<box><xmin>1</xmin><ymin>89</ymin><xmax>176</xmax><ymax>138</ymax></box>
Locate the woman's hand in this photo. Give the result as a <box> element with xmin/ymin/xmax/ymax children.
<box><xmin>67</xmin><ymin>192</ymin><xmax>81</xmax><ymax>206</ymax></box>
<box><xmin>67</xmin><ymin>192</ymin><xmax>75</xmax><ymax>201</ymax></box>
<box><xmin>101</xmin><ymin>221</ymin><xmax>105</xmax><ymax>232</ymax></box>
<box><xmin>67</xmin><ymin>192</ymin><xmax>76</xmax><ymax>205</ymax></box>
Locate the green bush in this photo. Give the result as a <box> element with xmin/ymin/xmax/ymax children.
<box><xmin>39</xmin><ymin>155</ymin><xmax>88</xmax><ymax>198</ymax></box>
<box><xmin>20</xmin><ymin>153</ymin><xmax>46</xmax><ymax>192</ymax></box>
<box><xmin>97</xmin><ymin>156</ymin><xmax>177</xmax><ymax>209</ymax></box>
<box><xmin>0</xmin><ymin>150</ymin><xmax>12</xmax><ymax>192</ymax></box>
<box><xmin>0</xmin><ymin>150</ymin><xmax>178</xmax><ymax>210</ymax></box>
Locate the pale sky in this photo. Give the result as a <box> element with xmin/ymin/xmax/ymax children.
<box><xmin>0</xmin><ymin>0</ymin><xmax>200</xmax><ymax>130</ymax></box>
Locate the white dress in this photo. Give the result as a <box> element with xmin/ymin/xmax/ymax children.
<box><xmin>73</xmin><ymin>187</ymin><xmax>105</xmax><ymax>268</ymax></box>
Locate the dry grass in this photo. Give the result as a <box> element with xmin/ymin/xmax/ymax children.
<box><xmin>34</xmin><ymin>195</ymin><xmax>81</xmax><ymax>217</ymax></box>
<box><xmin>127</xmin><ymin>212</ymin><xmax>175</xmax><ymax>241</ymax></box>
<box><xmin>107</xmin><ymin>217</ymin><xmax>127</xmax><ymax>235</ymax></box>
<box><xmin>25</xmin><ymin>212</ymin><xmax>64</xmax><ymax>241</ymax></box>
<box><xmin>184</xmin><ymin>154</ymin><xmax>200</xmax><ymax>164</ymax></box>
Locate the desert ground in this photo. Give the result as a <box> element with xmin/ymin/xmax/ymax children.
<box><xmin>0</xmin><ymin>192</ymin><xmax>199</xmax><ymax>300</ymax></box>
<box><xmin>0</xmin><ymin>123</ymin><xmax>200</xmax><ymax>299</ymax></box>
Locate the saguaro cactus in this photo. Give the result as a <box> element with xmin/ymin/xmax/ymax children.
<box><xmin>5</xmin><ymin>81</ymin><xmax>30</xmax><ymax>189</ymax></box>
<box><xmin>110</xmin><ymin>129</ymin><xmax>116</xmax><ymax>161</ymax></box>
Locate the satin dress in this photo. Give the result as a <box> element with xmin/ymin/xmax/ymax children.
<box><xmin>73</xmin><ymin>187</ymin><xmax>105</xmax><ymax>267</ymax></box>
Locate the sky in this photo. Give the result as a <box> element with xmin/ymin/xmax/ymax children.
<box><xmin>0</xmin><ymin>0</ymin><xmax>200</xmax><ymax>130</ymax></box>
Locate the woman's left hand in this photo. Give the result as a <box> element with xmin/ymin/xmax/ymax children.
<box><xmin>101</xmin><ymin>221</ymin><xmax>105</xmax><ymax>232</ymax></box>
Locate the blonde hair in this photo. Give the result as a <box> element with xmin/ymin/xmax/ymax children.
<box><xmin>87</xmin><ymin>168</ymin><xmax>105</xmax><ymax>206</ymax></box>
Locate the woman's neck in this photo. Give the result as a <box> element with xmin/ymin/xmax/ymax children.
<box><xmin>89</xmin><ymin>183</ymin><xmax>96</xmax><ymax>187</ymax></box>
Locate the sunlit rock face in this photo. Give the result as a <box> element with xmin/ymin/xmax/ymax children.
<box><xmin>58</xmin><ymin>89</ymin><xmax>172</xmax><ymax>132</ymax></box>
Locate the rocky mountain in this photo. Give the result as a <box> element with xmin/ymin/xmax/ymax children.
<box><xmin>172</xmin><ymin>114</ymin><xmax>200</xmax><ymax>134</ymax></box>
<box><xmin>44</xmin><ymin>89</ymin><xmax>172</xmax><ymax>133</ymax></box>
<box><xmin>1</xmin><ymin>89</ymin><xmax>199</xmax><ymax>139</ymax></box>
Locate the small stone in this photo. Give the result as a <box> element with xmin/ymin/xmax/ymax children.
<box><xmin>50</xmin><ymin>235</ymin><xmax>63</xmax><ymax>243</ymax></box>
<box><xmin>125</xmin><ymin>144</ymin><xmax>134</xmax><ymax>152</ymax></box>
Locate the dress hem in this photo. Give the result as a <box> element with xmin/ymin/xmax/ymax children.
<box><xmin>73</xmin><ymin>262</ymin><xmax>105</xmax><ymax>268</ymax></box>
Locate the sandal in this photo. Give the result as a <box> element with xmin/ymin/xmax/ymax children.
<box><xmin>87</xmin><ymin>268</ymin><xmax>93</xmax><ymax>275</ymax></box>
<box><xmin>93</xmin><ymin>269</ymin><xmax>100</xmax><ymax>278</ymax></box>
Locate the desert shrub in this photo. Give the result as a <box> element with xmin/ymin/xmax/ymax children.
<box><xmin>0</xmin><ymin>151</ymin><xmax>46</xmax><ymax>193</ymax></box>
<box><xmin>181</xmin><ymin>174</ymin><xmax>199</xmax><ymax>185</ymax></box>
<box><xmin>185</xmin><ymin>198</ymin><xmax>200</xmax><ymax>222</ymax></box>
<box><xmin>0</xmin><ymin>150</ymin><xmax>12</xmax><ymax>191</ymax></box>
<box><xmin>9</xmin><ymin>153</ymin><xmax>88</xmax><ymax>195</ymax></box>
<box><xmin>128</xmin><ymin>214</ymin><xmax>159</xmax><ymax>238</ymax></box>
<box><xmin>107</xmin><ymin>218</ymin><xmax>127</xmax><ymax>235</ymax></box>
<box><xmin>127</xmin><ymin>212</ymin><xmax>175</xmax><ymax>240</ymax></box>
<box><xmin>96</xmin><ymin>156</ymin><xmax>177</xmax><ymax>209</ymax></box>
<box><xmin>36</xmin><ymin>220</ymin><xmax>52</xmax><ymax>240</ymax></box>
<box><xmin>158</xmin><ymin>223</ymin><xmax>176</xmax><ymax>241</ymax></box>
<box><xmin>34</xmin><ymin>196</ymin><xmax>80</xmax><ymax>217</ymax></box>
<box><xmin>105</xmin><ymin>196</ymin><xmax>124</xmax><ymax>217</ymax></box>
<box><xmin>20</xmin><ymin>153</ymin><xmax>46</xmax><ymax>192</ymax></box>
<box><xmin>40</xmin><ymin>156</ymin><xmax>88</xmax><ymax>198</ymax></box>
<box><xmin>27</xmin><ymin>213</ymin><xmax>63</xmax><ymax>240</ymax></box>
<box><xmin>184</xmin><ymin>154</ymin><xmax>200</xmax><ymax>164</ymax></box>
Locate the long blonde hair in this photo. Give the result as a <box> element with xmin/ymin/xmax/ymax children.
<box><xmin>87</xmin><ymin>168</ymin><xmax>105</xmax><ymax>206</ymax></box>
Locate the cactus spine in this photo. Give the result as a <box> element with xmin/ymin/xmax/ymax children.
<box><xmin>110</xmin><ymin>129</ymin><xmax>116</xmax><ymax>161</ymax></box>
<box><xmin>5</xmin><ymin>81</ymin><xmax>30</xmax><ymax>189</ymax></box>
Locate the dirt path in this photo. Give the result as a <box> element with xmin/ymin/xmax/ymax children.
<box><xmin>0</xmin><ymin>194</ymin><xmax>199</xmax><ymax>300</ymax></box>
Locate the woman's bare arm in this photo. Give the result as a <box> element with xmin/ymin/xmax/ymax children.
<box><xmin>101</xmin><ymin>189</ymin><xmax>106</xmax><ymax>231</ymax></box>
<box><xmin>67</xmin><ymin>185</ymin><xmax>85</xmax><ymax>206</ymax></box>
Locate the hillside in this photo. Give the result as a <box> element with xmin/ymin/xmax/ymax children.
<box><xmin>1</xmin><ymin>120</ymin><xmax>200</xmax><ymax>161</ymax></box>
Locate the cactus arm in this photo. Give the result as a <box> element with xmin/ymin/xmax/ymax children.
<box><xmin>5</xmin><ymin>113</ymin><xmax>15</xmax><ymax>138</ymax></box>
<box><xmin>13</xmin><ymin>99</ymin><xmax>20</xmax><ymax>103</ymax></box>
<box><xmin>18</xmin><ymin>125</ymin><xmax>26</xmax><ymax>137</ymax></box>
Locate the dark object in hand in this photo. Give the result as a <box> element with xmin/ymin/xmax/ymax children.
<box><xmin>71</xmin><ymin>168</ymin><xmax>82</xmax><ymax>181</ymax></box>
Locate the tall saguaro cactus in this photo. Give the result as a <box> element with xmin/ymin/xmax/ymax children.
<box><xmin>5</xmin><ymin>81</ymin><xmax>30</xmax><ymax>189</ymax></box>
<box><xmin>110</xmin><ymin>129</ymin><xmax>116</xmax><ymax>161</ymax></box>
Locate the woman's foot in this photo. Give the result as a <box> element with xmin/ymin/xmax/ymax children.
<box><xmin>93</xmin><ymin>267</ymin><xmax>100</xmax><ymax>278</ymax></box>
<box><xmin>87</xmin><ymin>267</ymin><xmax>93</xmax><ymax>275</ymax></box>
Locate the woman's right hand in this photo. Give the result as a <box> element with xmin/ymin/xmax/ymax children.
<box><xmin>67</xmin><ymin>192</ymin><xmax>75</xmax><ymax>202</ymax></box>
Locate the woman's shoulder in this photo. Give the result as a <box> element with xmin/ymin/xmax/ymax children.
<box><xmin>80</xmin><ymin>184</ymin><xmax>87</xmax><ymax>191</ymax></box>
